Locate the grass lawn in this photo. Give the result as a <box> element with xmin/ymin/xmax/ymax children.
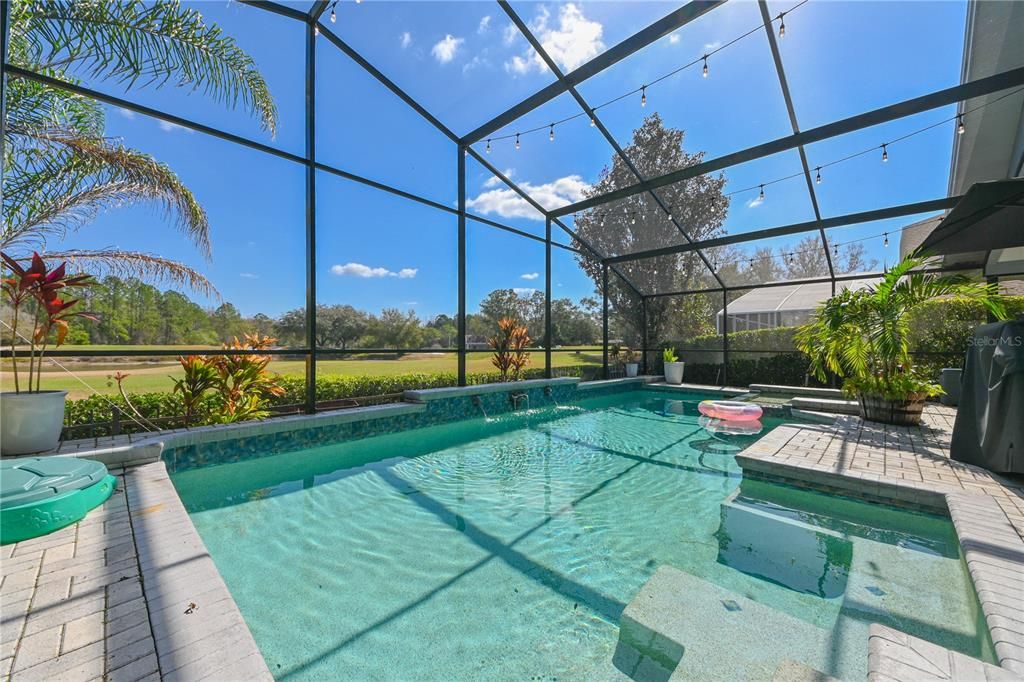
<box><xmin>2</xmin><ymin>350</ymin><xmax>603</xmax><ymax>398</ymax></box>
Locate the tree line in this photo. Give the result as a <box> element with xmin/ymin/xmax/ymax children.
<box><xmin>44</xmin><ymin>276</ymin><xmax>603</xmax><ymax>349</ymax></box>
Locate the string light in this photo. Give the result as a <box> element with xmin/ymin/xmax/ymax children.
<box><xmin>630</xmin><ymin>212</ymin><xmax>637</xmax><ymax>225</ymax></box>
<box><xmin>881</xmin><ymin>143</ymin><xmax>888</xmax><ymax>162</ymax></box>
<box><xmin>549</xmin><ymin>124</ymin><xmax>555</xmax><ymax>142</ymax></box>
<box><xmin>778</xmin><ymin>12</ymin><xmax>786</xmax><ymax>38</ymax></box>
<box><xmin>590</xmin><ymin>117</ymin><xmax>596</xmax><ymax>127</ymax></box>
<box><xmin>640</xmin><ymin>86</ymin><xmax>647</xmax><ymax>107</ymax></box>
<box><xmin>833</xmin><ymin>244</ymin><xmax>839</xmax><ymax>258</ymax></box>
<box><xmin>702</xmin><ymin>55</ymin><xmax>709</xmax><ymax>78</ymax></box>
<box><xmin>957</xmin><ymin>114</ymin><xmax>966</xmax><ymax>135</ymax></box>
<box><xmin>485</xmin><ymin>139</ymin><xmax>491</xmax><ymax>154</ymax></box>
<box><xmin>883</xmin><ymin>232</ymin><xmax>889</xmax><ymax>247</ymax></box>
<box><xmin>815</xmin><ymin>166</ymin><xmax>822</xmax><ymax>184</ymax></box>
<box><xmin>330</xmin><ymin>7</ymin><xmax>336</xmax><ymax>22</ymax></box>
<box><xmin>788</xmin><ymin>252</ymin><xmax>794</xmax><ymax>264</ymax></box>
<box><xmin>758</xmin><ymin>184</ymin><xmax>765</xmax><ymax>201</ymax></box>
<box><xmin>515</xmin><ymin>133</ymin><xmax>520</xmax><ymax>151</ymax></box>
<box><xmin>314</xmin><ymin>24</ymin><xmax>319</xmax><ymax>35</ymax></box>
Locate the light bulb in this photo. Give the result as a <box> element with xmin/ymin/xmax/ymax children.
<box><xmin>758</xmin><ymin>184</ymin><xmax>765</xmax><ymax>201</ymax></box>
<box><xmin>881</xmin><ymin>144</ymin><xmax>888</xmax><ymax>162</ymax></box>
<box><xmin>702</xmin><ymin>56</ymin><xmax>708</xmax><ymax>78</ymax></box>
<box><xmin>549</xmin><ymin>124</ymin><xmax>554</xmax><ymax>142</ymax></box>
<box><xmin>957</xmin><ymin>115</ymin><xmax>965</xmax><ymax>135</ymax></box>
<box><xmin>485</xmin><ymin>139</ymin><xmax>491</xmax><ymax>154</ymax></box>
<box><xmin>630</xmin><ymin>212</ymin><xmax>636</xmax><ymax>225</ymax></box>
<box><xmin>314</xmin><ymin>24</ymin><xmax>319</xmax><ymax>35</ymax></box>
<box><xmin>779</xmin><ymin>15</ymin><xmax>786</xmax><ymax>39</ymax></box>
<box><xmin>834</xmin><ymin>245</ymin><xmax>839</xmax><ymax>257</ymax></box>
<box><xmin>640</xmin><ymin>86</ymin><xmax>646</xmax><ymax>107</ymax></box>
<box><xmin>883</xmin><ymin>233</ymin><xmax>889</xmax><ymax>247</ymax></box>
<box><xmin>355</xmin><ymin>0</ymin><xmax>362</xmax><ymax>4</ymax></box>
<box><xmin>789</xmin><ymin>253</ymin><xmax>794</xmax><ymax>264</ymax></box>
<box><xmin>590</xmin><ymin>117</ymin><xmax>596</xmax><ymax>127</ymax></box>
<box><xmin>515</xmin><ymin>133</ymin><xmax>520</xmax><ymax>151</ymax></box>
<box><xmin>330</xmin><ymin>8</ymin><xmax>336</xmax><ymax>22</ymax></box>
<box><xmin>815</xmin><ymin>167</ymin><xmax>821</xmax><ymax>184</ymax></box>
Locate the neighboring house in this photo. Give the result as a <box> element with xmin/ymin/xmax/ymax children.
<box><xmin>716</xmin><ymin>276</ymin><xmax>881</xmax><ymax>334</ymax></box>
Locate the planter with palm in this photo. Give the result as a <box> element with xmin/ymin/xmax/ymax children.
<box><xmin>795</xmin><ymin>255</ymin><xmax>1007</xmax><ymax>425</ymax></box>
<box><xmin>2</xmin><ymin>0</ymin><xmax>277</xmax><ymax>293</ymax></box>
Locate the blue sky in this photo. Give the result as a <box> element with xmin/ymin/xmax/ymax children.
<box><xmin>58</xmin><ymin>0</ymin><xmax>970</xmax><ymax>317</ymax></box>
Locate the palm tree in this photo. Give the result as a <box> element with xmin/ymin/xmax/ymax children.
<box><xmin>2</xmin><ymin>0</ymin><xmax>278</xmax><ymax>296</ymax></box>
<box><xmin>795</xmin><ymin>254</ymin><xmax>1007</xmax><ymax>423</ymax></box>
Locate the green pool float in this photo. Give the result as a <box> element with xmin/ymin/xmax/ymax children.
<box><xmin>1</xmin><ymin>457</ymin><xmax>116</xmax><ymax>545</ymax></box>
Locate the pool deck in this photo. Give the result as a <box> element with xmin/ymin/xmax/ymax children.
<box><xmin>3</xmin><ymin>397</ymin><xmax>1023</xmax><ymax>680</ymax></box>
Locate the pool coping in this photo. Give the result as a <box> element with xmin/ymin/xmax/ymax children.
<box><xmin>734</xmin><ymin>414</ymin><xmax>1024</xmax><ymax>677</ymax></box>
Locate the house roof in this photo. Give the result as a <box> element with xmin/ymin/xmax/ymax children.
<box><xmin>721</xmin><ymin>276</ymin><xmax>882</xmax><ymax>316</ymax></box>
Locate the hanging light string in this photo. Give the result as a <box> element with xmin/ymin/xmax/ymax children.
<box><xmin>482</xmin><ymin>0</ymin><xmax>807</xmax><ymax>152</ymax></box>
<box><xmin>573</xmin><ymin>85</ymin><xmax>1023</xmax><ymax>220</ymax></box>
<box><xmin>705</xmin><ymin>215</ymin><xmax>943</xmax><ymax>272</ymax></box>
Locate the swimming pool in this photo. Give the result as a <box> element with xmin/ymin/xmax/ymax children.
<box><xmin>170</xmin><ymin>389</ymin><xmax>992</xmax><ymax>680</ymax></box>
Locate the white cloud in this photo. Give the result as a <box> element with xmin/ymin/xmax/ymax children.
<box><xmin>520</xmin><ymin>272</ymin><xmax>539</xmax><ymax>280</ymax></box>
<box><xmin>478</xmin><ymin>15</ymin><xmax>491</xmax><ymax>34</ymax></box>
<box><xmin>239</xmin><ymin>272</ymin><xmax>259</xmax><ymax>279</ymax></box>
<box><xmin>704</xmin><ymin>40</ymin><xmax>722</xmax><ymax>53</ymax></box>
<box><xmin>513</xmin><ymin>287</ymin><xmax>537</xmax><ymax>296</ymax></box>
<box><xmin>503</xmin><ymin>21</ymin><xmax>519</xmax><ymax>46</ymax></box>
<box><xmin>505</xmin><ymin>4</ymin><xmax>604</xmax><ymax>75</ymax></box>
<box><xmin>668</xmin><ymin>33</ymin><xmax>681</xmax><ymax>45</ymax></box>
<box><xmin>117</xmin><ymin>108</ymin><xmax>136</xmax><ymax>120</ymax></box>
<box><xmin>330</xmin><ymin>263</ymin><xmax>418</xmax><ymax>279</ymax></box>
<box><xmin>467</xmin><ymin>174</ymin><xmax>589</xmax><ymax>221</ymax></box>
<box><xmin>746</xmin><ymin>196</ymin><xmax>764</xmax><ymax>208</ymax></box>
<box><xmin>399</xmin><ymin>31</ymin><xmax>412</xmax><ymax>49</ymax></box>
<box><xmin>403</xmin><ymin>301</ymin><xmax>419</xmax><ymax>306</ymax></box>
<box><xmin>483</xmin><ymin>169</ymin><xmax>514</xmax><ymax>188</ymax></box>
<box><xmin>462</xmin><ymin>55</ymin><xmax>487</xmax><ymax>74</ymax></box>
<box><xmin>158</xmin><ymin>120</ymin><xmax>193</xmax><ymax>134</ymax></box>
<box><xmin>431</xmin><ymin>34</ymin><xmax>464</xmax><ymax>64</ymax></box>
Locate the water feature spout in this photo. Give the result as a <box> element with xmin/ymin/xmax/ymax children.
<box><xmin>510</xmin><ymin>392</ymin><xmax>529</xmax><ymax>411</ymax></box>
<box><xmin>471</xmin><ymin>395</ymin><xmax>488</xmax><ymax>419</ymax></box>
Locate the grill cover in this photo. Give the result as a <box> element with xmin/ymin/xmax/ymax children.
<box><xmin>950</xmin><ymin>320</ymin><xmax>1024</xmax><ymax>474</ymax></box>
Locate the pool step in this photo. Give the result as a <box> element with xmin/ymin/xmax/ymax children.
<box><xmin>749</xmin><ymin>385</ymin><xmax>844</xmax><ymax>400</ymax></box>
<box><xmin>614</xmin><ymin>566</ymin><xmax>836</xmax><ymax>681</ymax></box>
<box><xmin>790</xmin><ymin>396</ymin><xmax>860</xmax><ymax>415</ymax></box>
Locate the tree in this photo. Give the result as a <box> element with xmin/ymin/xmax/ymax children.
<box><xmin>572</xmin><ymin>114</ymin><xmax>729</xmax><ymax>344</ymax></box>
<box><xmin>367</xmin><ymin>309</ymin><xmax>423</xmax><ymax>349</ymax></box>
<box><xmin>211</xmin><ymin>303</ymin><xmax>244</xmax><ymax>342</ymax></box>
<box><xmin>317</xmin><ymin>304</ymin><xmax>370</xmax><ymax>349</ymax></box>
<box><xmin>3</xmin><ymin>0</ymin><xmax>277</xmax><ymax>294</ymax></box>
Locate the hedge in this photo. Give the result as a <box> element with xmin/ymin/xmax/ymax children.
<box><xmin>63</xmin><ymin>364</ymin><xmax>600</xmax><ymax>436</ymax></box>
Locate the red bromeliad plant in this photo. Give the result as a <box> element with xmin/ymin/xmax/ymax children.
<box><xmin>2</xmin><ymin>251</ymin><xmax>94</xmax><ymax>393</ymax></box>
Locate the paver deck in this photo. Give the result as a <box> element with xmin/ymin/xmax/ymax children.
<box><xmin>1</xmin><ymin>464</ymin><xmax>269</xmax><ymax>681</ymax></box>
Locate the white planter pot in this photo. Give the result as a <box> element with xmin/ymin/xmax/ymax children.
<box><xmin>664</xmin><ymin>361</ymin><xmax>685</xmax><ymax>385</ymax></box>
<box><xmin>1</xmin><ymin>390</ymin><xmax>67</xmax><ymax>456</ymax></box>
<box><xmin>624</xmin><ymin>362</ymin><xmax>639</xmax><ymax>378</ymax></box>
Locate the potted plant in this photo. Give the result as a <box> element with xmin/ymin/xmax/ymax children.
<box><xmin>795</xmin><ymin>255</ymin><xmax>1006</xmax><ymax>426</ymax></box>
<box><xmin>2</xmin><ymin>252</ymin><xmax>94</xmax><ymax>455</ymax></box>
<box><xmin>663</xmin><ymin>346</ymin><xmax>685</xmax><ymax>384</ymax></box>
<box><xmin>622</xmin><ymin>347</ymin><xmax>640</xmax><ymax>377</ymax></box>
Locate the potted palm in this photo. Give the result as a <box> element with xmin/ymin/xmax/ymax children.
<box><xmin>795</xmin><ymin>255</ymin><xmax>1006</xmax><ymax>426</ymax></box>
<box><xmin>663</xmin><ymin>347</ymin><xmax>685</xmax><ymax>384</ymax></box>
<box><xmin>2</xmin><ymin>253</ymin><xmax>94</xmax><ymax>455</ymax></box>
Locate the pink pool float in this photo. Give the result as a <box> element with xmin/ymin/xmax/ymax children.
<box><xmin>697</xmin><ymin>400</ymin><xmax>763</xmax><ymax>422</ymax></box>
<box><xmin>699</xmin><ymin>416</ymin><xmax>764</xmax><ymax>437</ymax></box>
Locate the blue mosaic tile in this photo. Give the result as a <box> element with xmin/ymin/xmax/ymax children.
<box><xmin>164</xmin><ymin>382</ymin><xmax>591</xmax><ymax>473</ymax></box>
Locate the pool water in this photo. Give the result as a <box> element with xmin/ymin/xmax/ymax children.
<box><xmin>171</xmin><ymin>391</ymin><xmax>992</xmax><ymax>680</ymax></box>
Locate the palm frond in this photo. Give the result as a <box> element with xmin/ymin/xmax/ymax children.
<box><xmin>11</xmin><ymin>0</ymin><xmax>277</xmax><ymax>135</ymax></box>
<box><xmin>42</xmin><ymin>249</ymin><xmax>220</xmax><ymax>299</ymax></box>
<box><xmin>3</xmin><ymin>127</ymin><xmax>210</xmax><ymax>256</ymax></box>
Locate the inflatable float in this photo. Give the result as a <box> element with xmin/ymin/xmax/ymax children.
<box><xmin>1</xmin><ymin>457</ymin><xmax>116</xmax><ymax>545</ymax></box>
<box><xmin>698</xmin><ymin>400</ymin><xmax>763</xmax><ymax>422</ymax></box>
<box><xmin>699</xmin><ymin>416</ymin><xmax>764</xmax><ymax>437</ymax></box>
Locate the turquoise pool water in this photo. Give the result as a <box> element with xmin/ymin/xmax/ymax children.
<box><xmin>171</xmin><ymin>390</ymin><xmax>992</xmax><ymax>680</ymax></box>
